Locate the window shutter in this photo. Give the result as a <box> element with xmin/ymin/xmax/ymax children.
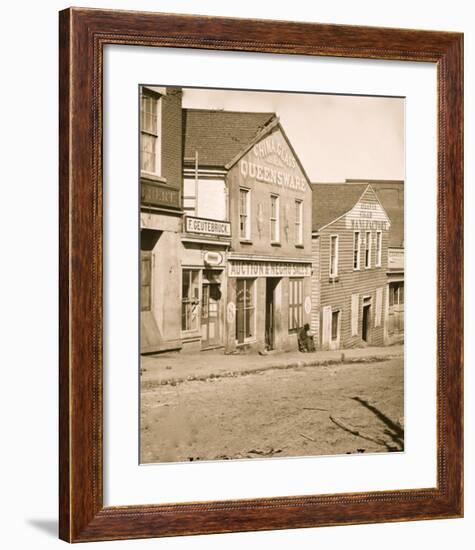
<box><xmin>375</xmin><ymin>287</ymin><xmax>383</xmax><ymax>327</ymax></box>
<box><xmin>351</xmin><ymin>294</ymin><xmax>359</xmax><ymax>336</ymax></box>
<box><xmin>322</xmin><ymin>306</ymin><xmax>332</xmax><ymax>345</ymax></box>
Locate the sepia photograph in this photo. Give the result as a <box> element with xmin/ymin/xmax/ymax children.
<box><xmin>139</xmin><ymin>86</ymin><xmax>404</xmax><ymax>464</ymax></box>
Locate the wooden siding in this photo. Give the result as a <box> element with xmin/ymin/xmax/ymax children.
<box><xmin>315</xmin><ymin>187</ymin><xmax>390</xmax><ymax>349</ymax></box>
<box><xmin>311</xmin><ymin>236</ymin><xmax>320</xmax><ymax>336</ymax></box>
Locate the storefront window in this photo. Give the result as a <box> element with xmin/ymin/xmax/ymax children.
<box><xmin>389</xmin><ymin>282</ymin><xmax>404</xmax><ymax>307</ymax></box>
<box><xmin>236</xmin><ymin>278</ymin><xmax>255</xmax><ymax>343</ymax></box>
<box><xmin>182</xmin><ymin>269</ymin><xmax>200</xmax><ymax>331</ymax></box>
<box><xmin>140</xmin><ymin>90</ymin><xmax>161</xmax><ymax>174</ymax></box>
<box><xmin>289</xmin><ymin>278</ymin><xmax>303</xmax><ymax>332</ymax></box>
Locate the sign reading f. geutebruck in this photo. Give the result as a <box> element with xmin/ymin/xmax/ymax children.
<box><xmin>185</xmin><ymin>216</ymin><xmax>231</xmax><ymax>237</ymax></box>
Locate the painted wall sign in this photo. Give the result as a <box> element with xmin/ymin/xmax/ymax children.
<box><xmin>204</xmin><ymin>251</ymin><xmax>223</xmax><ymax>266</ymax></box>
<box><xmin>238</xmin><ymin>130</ymin><xmax>307</xmax><ymax>193</ymax></box>
<box><xmin>228</xmin><ymin>261</ymin><xmax>311</xmax><ymax>278</ymax></box>
<box><xmin>141</xmin><ymin>180</ymin><xmax>180</xmax><ymax>209</ymax></box>
<box><xmin>304</xmin><ymin>296</ymin><xmax>312</xmax><ymax>314</ymax></box>
<box><xmin>227</xmin><ymin>302</ymin><xmax>236</xmax><ymax>323</ymax></box>
<box><xmin>344</xmin><ymin>197</ymin><xmax>390</xmax><ymax>231</ymax></box>
<box><xmin>185</xmin><ymin>216</ymin><xmax>231</xmax><ymax>237</ymax></box>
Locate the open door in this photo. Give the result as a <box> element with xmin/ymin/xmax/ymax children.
<box><xmin>362</xmin><ymin>300</ymin><xmax>372</xmax><ymax>343</ymax></box>
<box><xmin>265</xmin><ymin>278</ymin><xmax>279</xmax><ymax>350</ymax></box>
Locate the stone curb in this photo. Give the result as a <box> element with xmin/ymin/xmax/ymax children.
<box><xmin>141</xmin><ymin>352</ymin><xmax>403</xmax><ymax>389</ymax></box>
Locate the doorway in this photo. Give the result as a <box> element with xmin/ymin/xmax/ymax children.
<box><xmin>265</xmin><ymin>278</ymin><xmax>279</xmax><ymax>350</ymax></box>
<box><xmin>362</xmin><ymin>300</ymin><xmax>371</xmax><ymax>342</ymax></box>
<box><xmin>201</xmin><ymin>271</ymin><xmax>223</xmax><ymax>349</ymax></box>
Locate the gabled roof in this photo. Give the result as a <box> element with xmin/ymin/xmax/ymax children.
<box><xmin>312</xmin><ymin>183</ymin><xmax>369</xmax><ymax>232</ymax></box>
<box><xmin>346</xmin><ymin>180</ymin><xmax>404</xmax><ymax>247</ymax></box>
<box><xmin>182</xmin><ymin>109</ymin><xmax>276</xmax><ymax>168</ymax></box>
<box><xmin>312</xmin><ymin>181</ymin><xmax>404</xmax><ymax>247</ymax></box>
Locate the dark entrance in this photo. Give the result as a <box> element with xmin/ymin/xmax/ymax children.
<box><xmin>265</xmin><ymin>278</ymin><xmax>279</xmax><ymax>350</ymax></box>
<box><xmin>201</xmin><ymin>270</ymin><xmax>222</xmax><ymax>349</ymax></box>
<box><xmin>362</xmin><ymin>301</ymin><xmax>371</xmax><ymax>342</ymax></box>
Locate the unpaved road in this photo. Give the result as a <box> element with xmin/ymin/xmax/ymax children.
<box><xmin>140</xmin><ymin>358</ymin><xmax>403</xmax><ymax>464</ymax></box>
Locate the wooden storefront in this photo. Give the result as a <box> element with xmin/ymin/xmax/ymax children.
<box><xmin>312</xmin><ymin>184</ymin><xmax>391</xmax><ymax>350</ymax></box>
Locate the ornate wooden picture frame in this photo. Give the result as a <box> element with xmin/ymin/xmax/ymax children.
<box><xmin>59</xmin><ymin>7</ymin><xmax>463</xmax><ymax>542</ymax></box>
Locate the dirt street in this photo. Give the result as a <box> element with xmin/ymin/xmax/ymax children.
<box><xmin>140</xmin><ymin>357</ymin><xmax>404</xmax><ymax>464</ymax></box>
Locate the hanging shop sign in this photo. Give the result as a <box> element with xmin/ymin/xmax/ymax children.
<box><xmin>185</xmin><ymin>216</ymin><xmax>231</xmax><ymax>237</ymax></box>
<box><xmin>203</xmin><ymin>251</ymin><xmax>224</xmax><ymax>266</ymax></box>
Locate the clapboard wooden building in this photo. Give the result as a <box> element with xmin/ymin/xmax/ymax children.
<box><xmin>311</xmin><ymin>184</ymin><xmax>391</xmax><ymax>350</ymax></box>
<box><xmin>346</xmin><ymin>180</ymin><xmax>404</xmax><ymax>344</ymax></box>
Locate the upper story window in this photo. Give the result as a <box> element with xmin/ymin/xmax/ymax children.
<box><xmin>329</xmin><ymin>235</ymin><xmax>339</xmax><ymax>278</ymax></box>
<box><xmin>239</xmin><ymin>188</ymin><xmax>251</xmax><ymax>240</ymax></box>
<box><xmin>140</xmin><ymin>90</ymin><xmax>161</xmax><ymax>175</ymax></box>
<box><xmin>295</xmin><ymin>199</ymin><xmax>303</xmax><ymax>245</ymax></box>
<box><xmin>270</xmin><ymin>194</ymin><xmax>280</xmax><ymax>243</ymax></box>
<box><xmin>353</xmin><ymin>231</ymin><xmax>361</xmax><ymax>270</ymax></box>
<box><xmin>375</xmin><ymin>231</ymin><xmax>382</xmax><ymax>267</ymax></box>
<box><xmin>364</xmin><ymin>231</ymin><xmax>372</xmax><ymax>269</ymax></box>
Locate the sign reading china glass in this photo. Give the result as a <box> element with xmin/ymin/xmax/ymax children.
<box><xmin>229</xmin><ymin>260</ymin><xmax>311</xmax><ymax>278</ymax></box>
<box><xmin>239</xmin><ymin>132</ymin><xmax>307</xmax><ymax>193</ymax></box>
<box><xmin>185</xmin><ymin>216</ymin><xmax>231</xmax><ymax>237</ymax></box>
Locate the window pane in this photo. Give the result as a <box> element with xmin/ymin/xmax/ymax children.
<box><xmin>330</xmin><ymin>236</ymin><xmax>338</xmax><ymax>275</ymax></box>
<box><xmin>245</xmin><ymin>307</ymin><xmax>254</xmax><ymax>338</ymax></box>
<box><xmin>239</xmin><ymin>189</ymin><xmax>249</xmax><ymax>239</ymax></box>
<box><xmin>141</xmin><ymin>134</ymin><xmax>156</xmax><ymax>172</ymax></box>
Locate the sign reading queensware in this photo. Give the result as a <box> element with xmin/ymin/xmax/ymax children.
<box><xmin>228</xmin><ymin>261</ymin><xmax>311</xmax><ymax>277</ymax></box>
<box><xmin>238</xmin><ymin>130</ymin><xmax>307</xmax><ymax>193</ymax></box>
<box><xmin>185</xmin><ymin>216</ymin><xmax>231</xmax><ymax>237</ymax></box>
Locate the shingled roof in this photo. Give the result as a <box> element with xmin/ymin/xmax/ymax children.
<box><xmin>346</xmin><ymin>180</ymin><xmax>404</xmax><ymax>248</ymax></box>
<box><xmin>312</xmin><ymin>181</ymin><xmax>404</xmax><ymax>248</ymax></box>
<box><xmin>312</xmin><ymin>183</ymin><xmax>368</xmax><ymax>232</ymax></box>
<box><xmin>182</xmin><ymin>109</ymin><xmax>276</xmax><ymax>168</ymax></box>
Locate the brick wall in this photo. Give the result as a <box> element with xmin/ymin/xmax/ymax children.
<box><xmin>161</xmin><ymin>87</ymin><xmax>183</xmax><ymax>192</ymax></box>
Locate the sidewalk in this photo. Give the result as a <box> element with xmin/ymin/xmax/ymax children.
<box><xmin>141</xmin><ymin>344</ymin><xmax>404</xmax><ymax>387</ymax></box>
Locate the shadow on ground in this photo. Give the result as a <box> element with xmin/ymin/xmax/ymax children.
<box><xmin>330</xmin><ymin>396</ymin><xmax>404</xmax><ymax>453</ymax></box>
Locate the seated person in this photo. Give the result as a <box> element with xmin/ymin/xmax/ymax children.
<box><xmin>298</xmin><ymin>323</ymin><xmax>315</xmax><ymax>352</ymax></box>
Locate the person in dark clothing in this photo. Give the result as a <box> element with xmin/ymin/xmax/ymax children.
<box><xmin>298</xmin><ymin>323</ymin><xmax>315</xmax><ymax>352</ymax></box>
